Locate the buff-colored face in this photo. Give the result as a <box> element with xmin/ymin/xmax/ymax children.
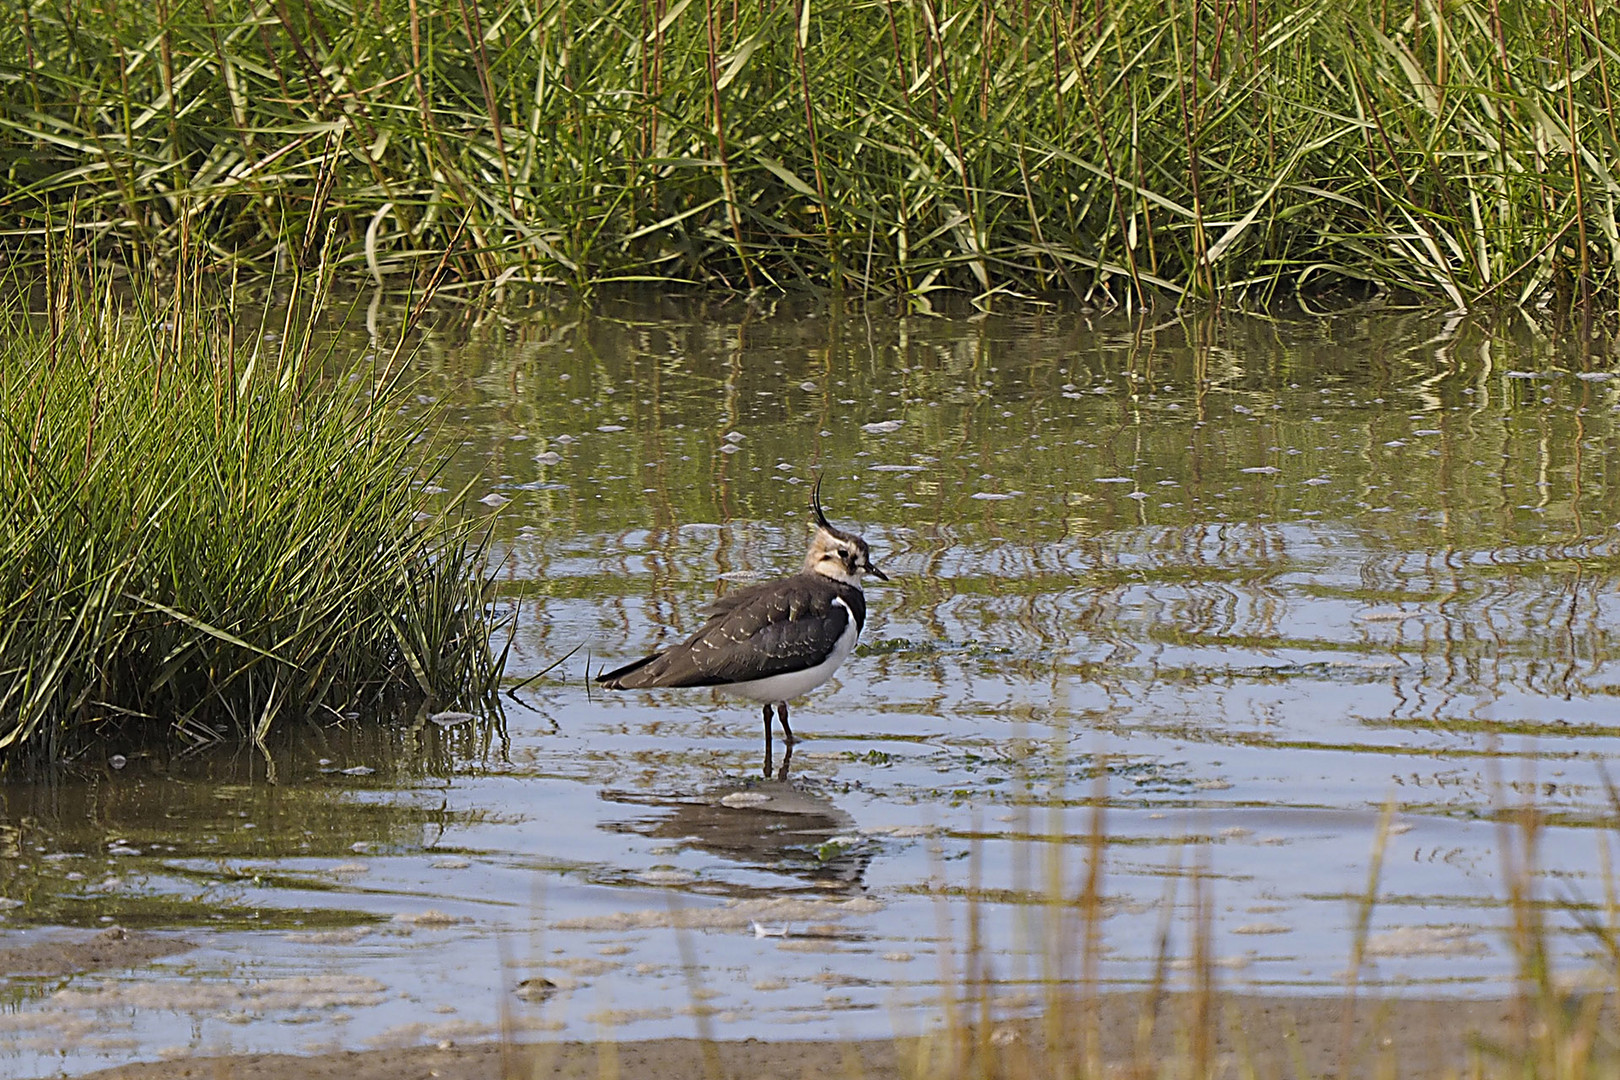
<box><xmin>805</xmin><ymin>528</ymin><xmax>887</xmax><ymax>583</ymax></box>
<box><xmin>804</xmin><ymin>479</ymin><xmax>887</xmax><ymax>583</ymax></box>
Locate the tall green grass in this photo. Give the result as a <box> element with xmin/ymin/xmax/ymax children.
<box><xmin>0</xmin><ymin>252</ymin><xmax>502</xmax><ymax>764</ymax></box>
<box><xmin>2</xmin><ymin>0</ymin><xmax>1618</xmax><ymax>309</ymax></box>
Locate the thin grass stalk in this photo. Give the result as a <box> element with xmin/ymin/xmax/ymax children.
<box><xmin>157</xmin><ymin>0</ymin><xmax>179</xmax><ymax>171</ymax></box>
<box><xmin>1412</xmin><ymin>13</ymin><xmax>1485</xmax><ymax>291</ymax></box>
<box><xmin>921</xmin><ymin>0</ymin><xmax>988</xmax><ymax>292</ymax></box>
<box><xmin>1559</xmin><ymin>0</ymin><xmax>1594</xmax><ymax>314</ymax></box>
<box><xmin>978</xmin><ymin>0</ymin><xmax>992</xmax><ymax>124</ymax></box>
<box><xmin>793</xmin><ymin>0</ymin><xmax>836</xmax><ymax>280</ymax></box>
<box><xmin>1189</xmin><ymin>841</ymin><xmax>1215</xmax><ymax>1080</ymax></box>
<box><xmin>1076</xmin><ymin>773</ymin><xmax>1106</xmax><ymax>1077</ymax></box>
<box><xmin>704</xmin><ymin>0</ymin><xmax>755</xmax><ymax>289</ymax></box>
<box><xmin>1583</xmin><ymin>0</ymin><xmax>1619</xmax><ymax>153</ymax></box>
<box><xmin>1338</xmin><ymin>795</ymin><xmax>1397</xmax><ymax>1078</ymax></box>
<box><xmin>1604</xmin><ymin>773</ymin><xmax>1620</xmax><ymax>980</ymax></box>
<box><xmin>965</xmin><ymin>813</ymin><xmax>989</xmax><ymax>1074</ymax></box>
<box><xmin>456</xmin><ymin>0</ymin><xmax>518</xmax><ymax>218</ymax></box>
<box><xmin>1070</xmin><ymin>32</ymin><xmax>1145</xmax><ymax>308</ymax></box>
<box><xmin>1036</xmin><ymin>762</ymin><xmax>1065</xmax><ymax>1071</ymax></box>
<box><xmin>926</xmin><ymin>834</ymin><xmax>964</xmax><ymax>1073</ymax></box>
<box><xmin>1133</xmin><ymin>842</ymin><xmax>1181</xmax><ymax>1079</ymax></box>
<box><xmin>18</xmin><ymin>2</ymin><xmax>39</xmax><ymax>113</ymax></box>
<box><xmin>1171</xmin><ymin>3</ymin><xmax>1213</xmax><ymax>303</ymax></box>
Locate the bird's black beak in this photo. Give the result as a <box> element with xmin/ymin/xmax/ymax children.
<box><xmin>866</xmin><ymin>563</ymin><xmax>889</xmax><ymax>582</ymax></box>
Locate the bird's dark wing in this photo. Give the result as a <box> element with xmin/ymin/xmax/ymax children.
<box><xmin>597</xmin><ymin>575</ymin><xmax>864</xmax><ymax>689</ymax></box>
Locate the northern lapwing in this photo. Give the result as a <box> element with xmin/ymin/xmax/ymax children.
<box><xmin>596</xmin><ymin>479</ymin><xmax>886</xmax><ymax>771</ymax></box>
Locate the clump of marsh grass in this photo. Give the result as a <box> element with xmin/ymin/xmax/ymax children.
<box><xmin>0</xmin><ymin>252</ymin><xmax>502</xmax><ymax>764</ymax></box>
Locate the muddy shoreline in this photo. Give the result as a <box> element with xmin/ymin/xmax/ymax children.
<box><xmin>0</xmin><ymin>927</ymin><xmax>194</xmax><ymax>980</ymax></box>
<box><xmin>6</xmin><ymin>926</ymin><xmax>1604</xmax><ymax>1079</ymax></box>
<box><xmin>48</xmin><ymin>994</ymin><xmax>1545</xmax><ymax>1080</ymax></box>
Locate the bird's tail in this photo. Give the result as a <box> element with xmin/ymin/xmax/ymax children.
<box><xmin>595</xmin><ymin>651</ymin><xmax>664</xmax><ymax>688</ymax></box>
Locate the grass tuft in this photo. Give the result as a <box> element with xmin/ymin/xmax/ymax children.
<box><xmin>0</xmin><ymin>249</ymin><xmax>502</xmax><ymax>764</ymax></box>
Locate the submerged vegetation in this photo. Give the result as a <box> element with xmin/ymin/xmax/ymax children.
<box><xmin>0</xmin><ymin>256</ymin><xmax>503</xmax><ymax>763</ymax></box>
<box><xmin>2</xmin><ymin>0</ymin><xmax>1619</xmax><ymax>309</ymax></box>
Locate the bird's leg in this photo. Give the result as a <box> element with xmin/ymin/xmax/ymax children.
<box><xmin>775</xmin><ymin>738</ymin><xmax>793</xmax><ymax>781</ymax></box>
<box><xmin>762</xmin><ymin>703</ymin><xmax>775</xmax><ymax>777</ymax></box>
<box><xmin>776</xmin><ymin>702</ymin><xmax>795</xmax><ymax>746</ymax></box>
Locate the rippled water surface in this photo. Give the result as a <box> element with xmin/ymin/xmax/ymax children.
<box><xmin>5</xmin><ymin>301</ymin><xmax>1620</xmax><ymax>1075</ymax></box>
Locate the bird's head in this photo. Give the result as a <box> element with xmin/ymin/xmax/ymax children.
<box><xmin>803</xmin><ymin>478</ymin><xmax>888</xmax><ymax>584</ymax></box>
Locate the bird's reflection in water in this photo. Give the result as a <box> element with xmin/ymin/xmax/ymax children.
<box><xmin>603</xmin><ymin>772</ymin><xmax>872</xmax><ymax>894</ymax></box>
<box><xmin>766</xmin><ymin>739</ymin><xmax>791</xmax><ymax>780</ymax></box>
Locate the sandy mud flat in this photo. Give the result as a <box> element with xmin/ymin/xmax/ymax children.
<box><xmin>31</xmin><ymin>981</ymin><xmax>1566</xmax><ymax>1080</ymax></box>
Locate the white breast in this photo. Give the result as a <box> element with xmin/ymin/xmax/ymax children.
<box><xmin>717</xmin><ymin>597</ymin><xmax>860</xmax><ymax>704</ymax></box>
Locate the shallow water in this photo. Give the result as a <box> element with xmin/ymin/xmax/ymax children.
<box><xmin>5</xmin><ymin>301</ymin><xmax>1620</xmax><ymax>1075</ymax></box>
